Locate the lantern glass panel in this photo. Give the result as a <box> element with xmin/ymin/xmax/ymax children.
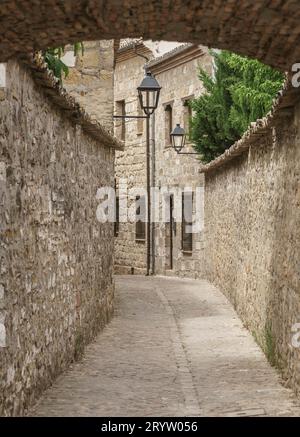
<box><xmin>172</xmin><ymin>135</ymin><xmax>184</xmax><ymax>152</ymax></box>
<box><xmin>138</xmin><ymin>89</ymin><xmax>160</xmax><ymax>116</ymax></box>
<box><xmin>137</xmin><ymin>72</ymin><xmax>161</xmax><ymax>116</ymax></box>
<box><xmin>170</xmin><ymin>124</ymin><xmax>186</xmax><ymax>153</ymax></box>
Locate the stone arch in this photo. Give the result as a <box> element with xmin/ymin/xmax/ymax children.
<box><xmin>0</xmin><ymin>1</ymin><xmax>300</xmax><ymax>71</ymax></box>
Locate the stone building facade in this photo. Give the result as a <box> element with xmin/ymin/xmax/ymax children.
<box><xmin>114</xmin><ymin>41</ymin><xmax>154</xmax><ymax>275</ymax></box>
<box><xmin>114</xmin><ymin>42</ymin><xmax>212</xmax><ymax>278</ymax></box>
<box><xmin>63</xmin><ymin>40</ymin><xmax>116</xmax><ymax>133</ymax></box>
<box><xmin>0</xmin><ymin>55</ymin><xmax>121</xmax><ymax>416</ymax></box>
<box><xmin>148</xmin><ymin>45</ymin><xmax>211</xmax><ymax>278</ymax></box>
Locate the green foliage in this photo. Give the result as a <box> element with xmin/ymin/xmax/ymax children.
<box><xmin>190</xmin><ymin>51</ymin><xmax>284</xmax><ymax>163</ymax></box>
<box><xmin>44</xmin><ymin>42</ymin><xmax>84</xmax><ymax>82</ymax></box>
<box><xmin>264</xmin><ymin>324</ymin><xmax>277</xmax><ymax>368</ymax></box>
<box><xmin>252</xmin><ymin>326</ymin><xmax>279</xmax><ymax>370</ymax></box>
<box><xmin>74</xmin><ymin>331</ymin><xmax>85</xmax><ymax>361</ymax></box>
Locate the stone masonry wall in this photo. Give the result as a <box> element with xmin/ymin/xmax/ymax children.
<box><xmin>0</xmin><ymin>59</ymin><xmax>115</xmax><ymax>416</ymax></box>
<box><xmin>114</xmin><ymin>44</ymin><xmax>212</xmax><ymax>278</ymax></box>
<box><xmin>114</xmin><ymin>53</ymin><xmax>153</xmax><ymax>275</ymax></box>
<box><xmin>152</xmin><ymin>47</ymin><xmax>211</xmax><ymax>278</ymax></box>
<box><xmin>204</xmin><ymin>104</ymin><xmax>300</xmax><ymax>396</ymax></box>
<box><xmin>1</xmin><ymin>1</ymin><xmax>300</xmax><ymax>72</ymax></box>
<box><xmin>63</xmin><ymin>40</ymin><xmax>115</xmax><ymax>133</ymax></box>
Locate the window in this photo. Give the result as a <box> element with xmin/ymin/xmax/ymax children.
<box><xmin>183</xmin><ymin>97</ymin><xmax>193</xmax><ymax>138</ymax></box>
<box><xmin>115</xmin><ymin>100</ymin><xmax>126</xmax><ymax>141</ymax></box>
<box><xmin>135</xmin><ymin>195</ymin><xmax>146</xmax><ymax>242</ymax></box>
<box><xmin>114</xmin><ymin>196</ymin><xmax>119</xmax><ymax>237</ymax></box>
<box><xmin>136</xmin><ymin>99</ymin><xmax>144</xmax><ymax>135</ymax></box>
<box><xmin>164</xmin><ymin>104</ymin><xmax>173</xmax><ymax>146</ymax></box>
<box><xmin>182</xmin><ymin>192</ymin><xmax>193</xmax><ymax>253</ymax></box>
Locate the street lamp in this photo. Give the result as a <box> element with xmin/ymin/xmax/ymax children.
<box><xmin>137</xmin><ymin>71</ymin><xmax>161</xmax><ymax>276</ymax></box>
<box><xmin>137</xmin><ymin>71</ymin><xmax>161</xmax><ymax>116</ymax></box>
<box><xmin>170</xmin><ymin>124</ymin><xmax>186</xmax><ymax>153</ymax></box>
<box><xmin>113</xmin><ymin>70</ymin><xmax>161</xmax><ymax>276</ymax></box>
<box><xmin>170</xmin><ymin>123</ymin><xmax>198</xmax><ymax>155</ymax></box>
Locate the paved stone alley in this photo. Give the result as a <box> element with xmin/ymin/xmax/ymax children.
<box><xmin>30</xmin><ymin>276</ymin><xmax>300</xmax><ymax>417</ymax></box>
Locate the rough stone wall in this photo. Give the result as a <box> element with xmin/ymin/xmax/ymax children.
<box><xmin>1</xmin><ymin>1</ymin><xmax>300</xmax><ymax>72</ymax></box>
<box><xmin>114</xmin><ymin>44</ymin><xmax>212</xmax><ymax>278</ymax></box>
<box><xmin>63</xmin><ymin>40</ymin><xmax>115</xmax><ymax>133</ymax></box>
<box><xmin>152</xmin><ymin>48</ymin><xmax>211</xmax><ymax>278</ymax></box>
<box><xmin>204</xmin><ymin>106</ymin><xmax>300</xmax><ymax>396</ymax></box>
<box><xmin>114</xmin><ymin>53</ymin><xmax>153</xmax><ymax>275</ymax></box>
<box><xmin>0</xmin><ymin>60</ymin><xmax>115</xmax><ymax>416</ymax></box>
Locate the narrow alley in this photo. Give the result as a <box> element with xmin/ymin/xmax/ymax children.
<box><xmin>30</xmin><ymin>276</ymin><xmax>300</xmax><ymax>417</ymax></box>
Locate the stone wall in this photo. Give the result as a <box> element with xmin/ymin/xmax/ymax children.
<box><xmin>63</xmin><ymin>40</ymin><xmax>115</xmax><ymax>133</ymax></box>
<box><xmin>1</xmin><ymin>1</ymin><xmax>300</xmax><ymax>72</ymax></box>
<box><xmin>204</xmin><ymin>95</ymin><xmax>300</xmax><ymax>396</ymax></box>
<box><xmin>114</xmin><ymin>46</ymin><xmax>154</xmax><ymax>275</ymax></box>
<box><xmin>114</xmin><ymin>43</ymin><xmax>212</xmax><ymax>278</ymax></box>
<box><xmin>0</xmin><ymin>59</ymin><xmax>118</xmax><ymax>416</ymax></box>
<box><xmin>150</xmin><ymin>46</ymin><xmax>211</xmax><ymax>278</ymax></box>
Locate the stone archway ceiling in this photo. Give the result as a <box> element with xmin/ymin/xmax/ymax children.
<box><xmin>1</xmin><ymin>1</ymin><xmax>300</xmax><ymax>71</ymax></box>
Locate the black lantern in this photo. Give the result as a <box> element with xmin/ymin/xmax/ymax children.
<box><xmin>170</xmin><ymin>124</ymin><xmax>186</xmax><ymax>153</ymax></box>
<box><xmin>137</xmin><ymin>71</ymin><xmax>161</xmax><ymax>116</ymax></box>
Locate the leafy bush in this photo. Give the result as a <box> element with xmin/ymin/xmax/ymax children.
<box><xmin>190</xmin><ymin>51</ymin><xmax>284</xmax><ymax>163</ymax></box>
<box><xmin>44</xmin><ymin>42</ymin><xmax>84</xmax><ymax>82</ymax></box>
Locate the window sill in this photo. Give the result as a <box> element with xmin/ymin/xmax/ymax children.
<box><xmin>135</xmin><ymin>239</ymin><xmax>146</xmax><ymax>243</ymax></box>
<box><xmin>182</xmin><ymin>250</ymin><xmax>193</xmax><ymax>256</ymax></box>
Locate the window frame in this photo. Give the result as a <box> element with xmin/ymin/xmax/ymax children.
<box><xmin>181</xmin><ymin>191</ymin><xmax>193</xmax><ymax>254</ymax></box>
<box><xmin>115</xmin><ymin>99</ymin><xmax>126</xmax><ymax>142</ymax></box>
<box><xmin>163</xmin><ymin>101</ymin><xmax>174</xmax><ymax>147</ymax></box>
<box><xmin>135</xmin><ymin>195</ymin><xmax>146</xmax><ymax>243</ymax></box>
<box><xmin>182</xmin><ymin>95</ymin><xmax>194</xmax><ymax>140</ymax></box>
<box><xmin>114</xmin><ymin>195</ymin><xmax>119</xmax><ymax>237</ymax></box>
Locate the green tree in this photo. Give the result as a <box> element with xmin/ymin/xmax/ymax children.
<box><xmin>190</xmin><ymin>51</ymin><xmax>284</xmax><ymax>163</ymax></box>
<box><xmin>44</xmin><ymin>42</ymin><xmax>84</xmax><ymax>82</ymax></box>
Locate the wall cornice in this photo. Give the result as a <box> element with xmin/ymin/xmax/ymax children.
<box><xmin>116</xmin><ymin>43</ymin><xmax>153</xmax><ymax>64</ymax></box>
<box><xmin>147</xmin><ymin>45</ymin><xmax>204</xmax><ymax>76</ymax></box>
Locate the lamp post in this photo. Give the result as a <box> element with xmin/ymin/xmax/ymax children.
<box><xmin>113</xmin><ymin>71</ymin><xmax>160</xmax><ymax>276</ymax></box>
<box><xmin>137</xmin><ymin>71</ymin><xmax>161</xmax><ymax>276</ymax></box>
<box><xmin>170</xmin><ymin>124</ymin><xmax>198</xmax><ymax>155</ymax></box>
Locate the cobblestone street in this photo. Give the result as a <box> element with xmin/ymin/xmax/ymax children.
<box><xmin>30</xmin><ymin>276</ymin><xmax>300</xmax><ymax>417</ymax></box>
